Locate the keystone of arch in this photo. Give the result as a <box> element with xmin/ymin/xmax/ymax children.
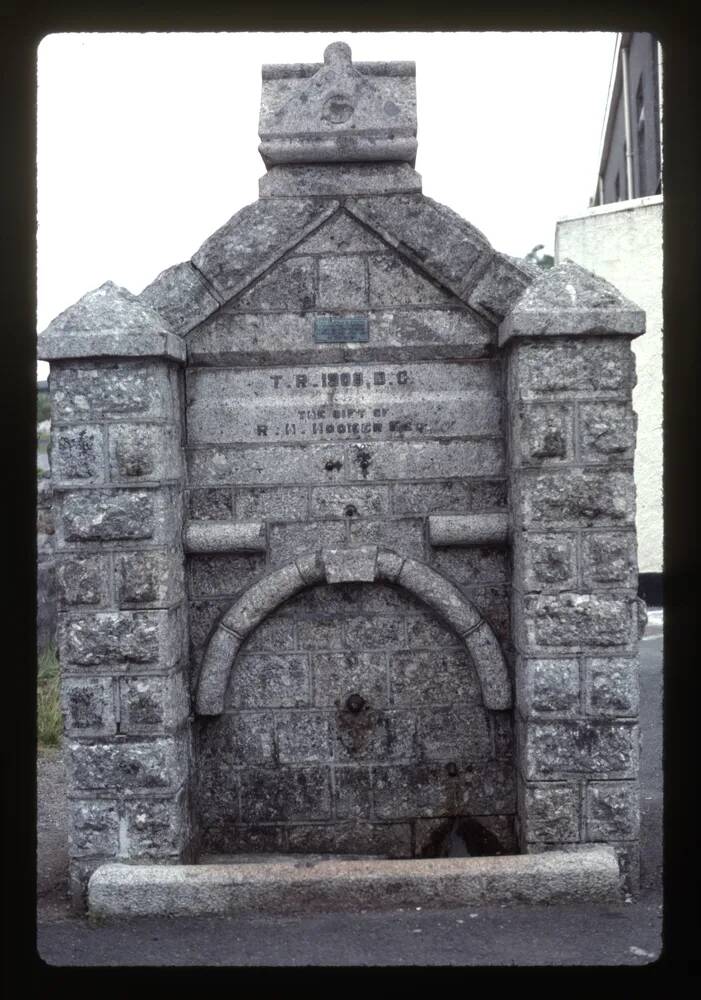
<box><xmin>196</xmin><ymin>545</ymin><xmax>512</xmax><ymax>716</ymax></box>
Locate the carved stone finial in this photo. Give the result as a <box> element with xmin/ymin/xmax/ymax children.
<box><xmin>258</xmin><ymin>41</ymin><xmax>417</xmax><ymax>167</ymax></box>
<box><xmin>324</xmin><ymin>41</ymin><xmax>352</xmax><ymax>66</ymax></box>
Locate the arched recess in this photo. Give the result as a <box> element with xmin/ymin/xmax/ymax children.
<box><xmin>196</xmin><ymin>545</ymin><xmax>511</xmax><ymax>716</ymax></box>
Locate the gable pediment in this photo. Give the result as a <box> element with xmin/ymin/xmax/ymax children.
<box><xmin>138</xmin><ymin>193</ymin><xmax>537</xmax><ymax>341</ymax></box>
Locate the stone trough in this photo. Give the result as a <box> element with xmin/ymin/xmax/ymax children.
<box><xmin>88</xmin><ymin>847</ymin><xmax>621</xmax><ymax>919</ymax></box>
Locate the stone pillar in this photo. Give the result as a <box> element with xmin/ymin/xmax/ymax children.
<box><xmin>500</xmin><ymin>261</ymin><xmax>646</xmax><ymax>891</ymax></box>
<box><xmin>38</xmin><ymin>283</ymin><xmax>193</xmax><ymax>906</ymax></box>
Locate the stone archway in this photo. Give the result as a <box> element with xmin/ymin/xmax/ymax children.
<box><xmin>196</xmin><ymin>545</ymin><xmax>512</xmax><ymax>716</ymax></box>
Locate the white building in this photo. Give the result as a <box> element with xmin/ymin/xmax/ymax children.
<box><xmin>555</xmin><ymin>32</ymin><xmax>663</xmax><ymax>603</ymax></box>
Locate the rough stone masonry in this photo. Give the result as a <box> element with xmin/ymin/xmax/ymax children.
<box><xmin>38</xmin><ymin>41</ymin><xmax>646</xmax><ymax>908</ymax></box>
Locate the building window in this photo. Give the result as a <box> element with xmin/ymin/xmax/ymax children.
<box><xmin>615</xmin><ymin>171</ymin><xmax>620</xmax><ymax>201</ymax></box>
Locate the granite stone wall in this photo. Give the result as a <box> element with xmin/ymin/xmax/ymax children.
<box><xmin>182</xmin><ymin>205</ymin><xmax>517</xmax><ymax>857</ymax></box>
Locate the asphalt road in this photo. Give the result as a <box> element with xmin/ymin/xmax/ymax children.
<box><xmin>36</xmin><ymin>622</ymin><xmax>663</xmax><ymax>968</ymax></box>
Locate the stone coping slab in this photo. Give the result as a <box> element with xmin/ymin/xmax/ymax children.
<box><xmin>183</xmin><ymin>521</ymin><xmax>266</xmax><ymax>553</ymax></box>
<box><xmin>429</xmin><ymin>514</ymin><xmax>510</xmax><ymax>547</ymax></box>
<box><xmin>88</xmin><ymin>847</ymin><xmax>620</xmax><ymax>919</ymax></box>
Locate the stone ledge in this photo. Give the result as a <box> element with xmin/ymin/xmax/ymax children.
<box><xmin>184</xmin><ymin>521</ymin><xmax>267</xmax><ymax>553</ymax></box>
<box><xmin>38</xmin><ymin>331</ymin><xmax>187</xmax><ymax>363</ymax></box>
<box><xmin>259</xmin><ymin>163</ymin><xmax>423</xmax><ymax>199</ymax></box>
<box><xmin>429</xmin><ymin>514</ymin><xmax>510</xmax><ymax>547</ymax></box>
<box><xmin>38</xmin><ymin>281</ymin><xmax>187</xmax><ymax>363</ymax></box>
<box><xmin>88</xmin><ymin>846</ymin><xmax>621</xmax><ymax>918</ymax></box>
<box><xmin>498</xmin><ymin>260</ymin><xmax>645</xmax><ymax>346</ymax></box>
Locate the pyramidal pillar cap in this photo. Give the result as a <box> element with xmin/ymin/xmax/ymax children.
<box><xmin>258</xmin><ymin>40</ymin><xmax>418</xmax><ymax>169</ymax></box>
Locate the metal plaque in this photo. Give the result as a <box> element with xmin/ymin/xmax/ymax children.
<box><xmin>314</xmin><ymin>316</ymin><xmax>369</xmax><ymax>343</ymax></box>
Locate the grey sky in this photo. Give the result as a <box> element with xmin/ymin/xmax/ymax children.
<box><xmin>36</xmin><ymin>31</ymin><xmax>616</xmax><ymax>377</ymax></box>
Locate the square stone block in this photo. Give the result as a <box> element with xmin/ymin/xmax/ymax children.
<box><xmin>51</xmin><ymin>425</ymin><xmax>104</xmax><ymax>483</ymax></box>
<box><xmin>368</xmin><ymin>253</ymin><xmax>453</xmax><ymax>307</ymax></box>
<box><xmin>57</xmin><ymin>555</ymin><xmax>108</xmax><ymax>607</ymax></box>
<box><xmin>586</xmin><ymin>780</ymin><xmax>640</xmax><ymax>841</ymax></box>
<box><xmin>518</xmin><ymin>470</ymin><xmax>635</xmax><ymax>527</ymax></box>
<box><xmin>334</xmin><ymin>710</ymin><xmax>416</xmax><ymax>763</ymax></box>
<box><xmin>581</xmin><ymin>532</ymin><xmax>637</xmax><ymax>588</ymax></box>
<box><xmin>416</xmin><ymin>704</ymin><xmax>492</xmax><ymax>762</ymax></box>
<box><xmin>235</xmin><ymin>257</ymin><xmax>316</xmax><ymax>311</ymax></box>
<box><xmin>310</xmin><ymin>485</ymin><xmax>389</xmax><ymax>519</ymax></box>
<box><xmin>431</xmin><ymin>547</ymin><xmax>507</xmax><ymax>586</ymax></box>
<box><xmin>318</xmin><ymin>255</ymin><xmax>367</xmax><ymax>308</ymax></box>
<box><xmin>287</xmin><ymin>821</ymin><xmax>412</xmax><ymax>858</ymax></box>
<box><xmin>296</xmin><ymin>619</ymin><xmax>343</xmax><ymax>651</ymax></box>
<box><xmin>108</xmin><ymin>424</ymin><xmax>180</xmax><ymax>482</ymax></box>
<box><xmin>521</xmin><ymin>780</ymin><xmax>580</xmax><ymax>842</ymax></box>
<box><xmin>243</xmin><ymin>617</ymin><xmax>297</xmax><ymax>654</ymax></box>
<box><xmin>348</xmin><ymin>517</ymin><xmax>425</xmax><ymax>559</ymax></box>
<box><xmin>62</xmin><ymin>677</ymin><xmax>116</xmax><ymax>735</ymax></box>
<box><xmin>405</xmin><ymin>614</ymin><xmax>461</xmax><ymax>649</ymax></box>
<box><xmin>520</xmin><ymin>533</ymin><xmax>577</xmax><ymax>591</ymax></box>
<box><xmin>579</xmin><ymin>403</ymin><xmax>636</xmax><ymax>463</ymax></box>
<box><xmin>522</xmin><ymin>719</ymin><xmax>639</xmax><ymax>779</ymax></box>
<box><xmin>514</xmin><ymin>340</ymin><xmax>635</xmax><ymax>399</ymax></box>
<box><xmin>58</xmin><ymin>489</ymin><xmax>157</xmax><ymax>543</ymax></box>
<box><xmin>269</xmin><ymin>521</ymin><xmax>346</xmax><ymax>567</ymax></box>
<box><xmin>68</xmin><ymin>735</ymin><xmax>188</xmax><ymax>792</ymax></box>
<box><xmin>276</xmin><ymin>711</ymin><xmax>333</xmax><ymax>763</ymax></box>
<box><xmin>373</xmin><ymin>761</ymin><xmax>516</xmax><ymax>819</ymax></box>
<box><xmin>115</xmin><ymin>548</ymin><xmax>182</xmax><ymax>606</ymax></box>
<box><xmin>236</xmin><ymin>486</ymin><xmax>309</xmax><ymax>522</ymax></box>
<box><xmin>586</xmin><ymin>658</ymin><xmax>639</xmax><ymax>716</ymax></box>
<box><xmin>68</xmin><ymin>799</ymin><xmax>120</xmax><ymax>857</ymax></box>
<box><xmin>187</xmin><ymin>553</ymin><xmax>266</xmax><ymax>599</ymax></box>
<box><xmin>522</xmin><ymin>593</ymin><xmax>635</xmax><ymax>650</ymax></box>
<box><xmin>49</xmin><ymin>362</ymin><xmax>173</xmax><ymax>422</ymax></box>
<box><xmin>199</xmin><ymin>711</ymin><xmax>276</xmax><ymax>768</ymax></box>
<box><xmin>124</xmin><ymin>793</ymin><xmax>189</xmax><ymax>857</ymax></box>
<box><xmin>59</xmin><ymin>607</ymin><xmax>183</xmax><ymax>669</ymax></box>
<box><xmin>390</xmin><ymin>649</ymin><xmax>481</xmax><ymax>706</ymax></box>
<box><xmin>517</xmin><ymin>658</ymin><xmax>581</xmax><ymax>716</ymax></box>
<box><xmin>225</xmin><ymin>653</ymin><xmax>310</xmax><ymax>709</ymax></box>
<box><xmin>519</xmin><ymin>403</ymin><xmax>573</xmax><ymax>464</ymax></box>
<box><xmin>392</xmin><ymin>479</ymin><xmax>507</xmax><ymax>516</ymax></box>
<box><xmin>189</xmin><ymin>487</ymin><xmax>234</xmax><ymax>521</ymax></box>
<box><xmin>343</xmin><ymin>615</ymin><xmax>404</xmax><ymax>650</ymax></box>
<box><xmin>312</xmin><ymin>651</ymin><xmax>388</xmax><ymax>709</ymax></box>
<box><xmin>239</xmin><ymin>767</ymin><xmax>331</xmax><ymax>823</ymax></box>
<box><xmin>346</xmin><ymin>440</ymin><xmax>504</xmax><ymax>484</ymax></box>
<box><xmin>119</xmin><ymin>673</ymin><xmax>189</xmax><ymax>734</ymax></box>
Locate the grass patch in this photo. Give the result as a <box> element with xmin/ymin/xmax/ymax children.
<box><xmin>37</xmin><ymin>644</ymin><xmax>62</xmax><ymax>749</ymax></box>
